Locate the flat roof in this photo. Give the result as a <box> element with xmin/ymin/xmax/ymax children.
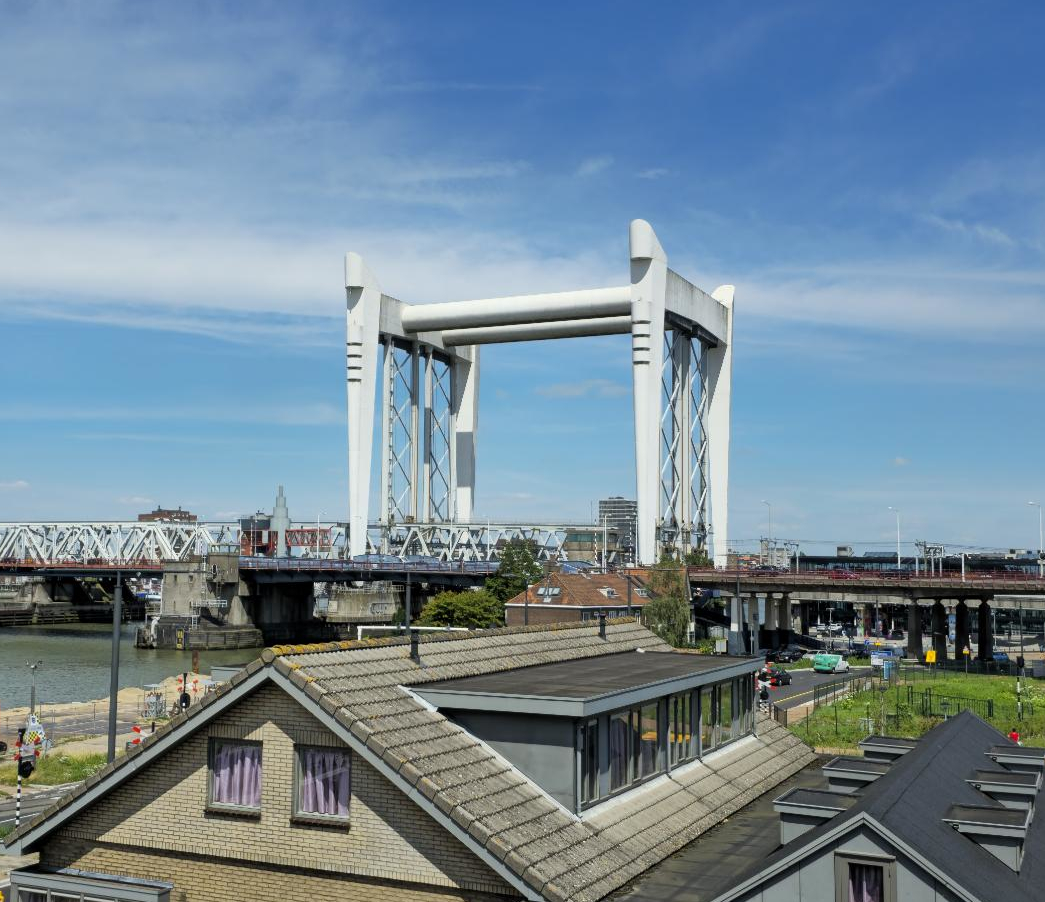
<box><xmin>945</xmin><ymin>805</ymin><xmax>1028</xmax><ymax>829</ymax></box>
<box><xmin>413</xmin><ymin>650</ymin><xmax>758</xmax><ymax>717</ymax></box>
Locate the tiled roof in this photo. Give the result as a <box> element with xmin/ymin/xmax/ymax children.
<box><xmin>506</xmin><ymin>572</ymin><xmax>648</xmax><ymax>608</ymax></box>
<box><xmin>6</xmin><ymin>619</ymin><xmax>816</xmax><ymax>902</ymax></box>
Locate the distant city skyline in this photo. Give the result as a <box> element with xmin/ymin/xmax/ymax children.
<box><xmin>1</xmin><ymin>2</ymin><xmax>1043</xmax><ymax>553</ymax></box>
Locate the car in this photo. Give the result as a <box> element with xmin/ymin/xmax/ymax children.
<box><xmin>766</xmin><ymin>648</ymin><xmax>803</xmax><ymax>664</ymax></box>
<box><xmin>992</xmin><ymin>652</ymin><xmax>1011</xmax><ymax>665</ymax></box>
<box><xmin>752</xmin><ymin>564</ymin><xmax>788</xmax><ymax>574</ymax></box>
<box><xmin>828</xmin><ymin>569</ymin><xmax>860</xmax><ymax>580</ymax></box>
<box><xmin>888</xmin><ymin>629</ymin><xmax>905</xmax><ymax>640</ymax></box>
<box><xmin>812</xmin><ymin>652</ymin><xmax>851</xmax><ymax>674</ymax></box>
<box><xmin>758</xmin><ymin>666</ymin><xmax>793</xmax><ymax>687</ymax></box>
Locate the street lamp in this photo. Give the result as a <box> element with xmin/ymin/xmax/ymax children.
<box><xmin>1028</xmin><ymin>502</ymin><xmax>1043</xmax><ymax>578</ymax></box>
<box><xmin>26</xmin><ymin>660</ymin><xmax>42</xmax><ymax>715</ymax></box>
<box><xmin>761</xmin><ymin>500</ymin><xmax>772</xmax><ymax>564</ymax></box>
<box><xmin>888</xmin><ymin>507</ymin><xmax>901</xmax><ymax>571</ymax></box>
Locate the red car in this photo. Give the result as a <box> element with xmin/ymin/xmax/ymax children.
<box><xmin>829</xmin><ymin>569</ymin><xmax>860</xmax><ymax>580</ymax></box>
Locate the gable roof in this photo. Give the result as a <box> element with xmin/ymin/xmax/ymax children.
<box><xmin>6</xmin><ymin>619</ymin><xmax>815</xmax><ymax>902</ymax></box>
<box><xmin>506</xmin><ymin>572</ymin><xmax>647</xmax><ymax>608</ymax></box>
<box><xmin>708</xmin><ymin>711</ymin><xmax>1045</xmax><ymax>902</ymax></box>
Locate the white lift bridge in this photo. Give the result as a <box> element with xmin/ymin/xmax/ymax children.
<box><xmin>346</xmin><ymin>220</ymin><xmax>734</xmax><ymax>567</ymax></box>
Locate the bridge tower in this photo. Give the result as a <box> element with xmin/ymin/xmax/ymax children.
<box><xmin>344</xmin><ymin>221</ymin><xmax>734</xmax><ymax>566</ymax></box>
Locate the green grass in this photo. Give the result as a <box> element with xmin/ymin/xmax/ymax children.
<box><xmin>0</xmin><ymin>821</ymin><xmax>12</xmax><ymax>839</ymax></box>
<box><xmin>790</xmin><ymin>669</ymin><xmax>1045</xmax><ymax>749</ymax></box>
<box><xmin>0</xmin><ymin>752</ymin><xmax>107</xmax><ymax>787</ymax></box>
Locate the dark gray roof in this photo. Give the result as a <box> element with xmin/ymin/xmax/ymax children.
<box><xmin>6</xmin><ymin>619</ymin><xmax>816</xmax><ymax>902</ymax></box>
<box><xmin>944</xmin><ymin>804</ymin><xmax>1028</xmax><ymax>828</ymax></box>
<box><xmin>712</xmin><ymin>712</ymin><xmax>1045</xmax><ymax>902</ymax></box>
<box><xmin>418</xmin><ymin>651</ymin><xmax>756</xmax><ymax>700</ymax></box>
<box><xmin>774</xmin><ymin>787</ymin><xmax>859</xmax><ymax>812</ymax></box>
<box><xmin>969</xmin><ymin>768</ymin><xmax>1039</xmax><ymax>787</ymax></box>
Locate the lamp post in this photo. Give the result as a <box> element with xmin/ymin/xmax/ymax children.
<box><xmin>26</xmin><ymin>660</ymin><xmax>42</xmax><ymax>715</ymax></box>
<box><xmin>1028</xmin><ymin>502</ymin><xmax>1043</xmax><ymax>579</ymax></box>
<box><xmin>888</xmin><ymin>507</ymin><xmax>901</xmax><ymax>571</ymax></box>
<box><xmin>761</xmin><ymin>500</ymin><xmax>772</xmax><ymax>564</ymax></box>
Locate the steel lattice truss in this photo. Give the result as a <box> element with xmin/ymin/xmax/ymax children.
<box><xmin>426</xmin><ymin>355</ymin><xmax>452</xmax><ymax>521</ymax></box>
<box><xmin>658</xmin><ymin>328</ymin><xmax>710</xmax><ymax>556</ymax></box>
<box><xmin>384</xmin><ymin>522</ymin><xmax>573</xmax><ymax>562</ymax></box>
<box><xmin>0</xmin><ymin>522</ymin><xmax>241</xmax><ymax>565</ymax></box>
<box><xmin>385</xmin><ymin>341</ymin><xmax>418</xmax><ymax>524</ymax></box>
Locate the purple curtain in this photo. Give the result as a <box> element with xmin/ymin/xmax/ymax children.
<box><xmin>212</xmin><ymin>742</ymin><xmax>261</xmax><ymax>808</ymax></box>
<box><xmin>300</xmin><ymin>748</ymin><xmax>350</xmax><ymax>817</ymax></box>
<box><xmin>848</xmin><ymin>863</ymin><xmax>883</xmax><ymax>902</ymax></box>
<box><xmin>608</xmin><ymin>715</ymin><xmax>629</xmax><ymax>790</ymax></box>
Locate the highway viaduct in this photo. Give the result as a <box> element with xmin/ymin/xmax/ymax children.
<box><xmin>686</xmin><ymin>570</ymin><xmax>1045</xmax><ymax>661</ymax></box>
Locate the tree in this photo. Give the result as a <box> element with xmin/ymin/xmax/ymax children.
<box><xmin>684</xmin><ymin>549</ymin><xmax>713</xmax><ymax>568</ymax></box>
<box><xmin>417</xmin><ymin>589</ymin><xmax>504</xmax><ymax>629</ymax></box>
<box><xmin>643</xmin><ymin>553</ymin><xmax>691</xmax><ymax>647</ymax></box>
<box><xmin>485</xmin><ymin>539</ymin><xmax>543</xmax><ymax>602</ymax></box>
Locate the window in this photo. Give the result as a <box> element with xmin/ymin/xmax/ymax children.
<box><xmin>701</xmin><ymin>685</ymin><xmax>716</xmax><ymax>754</ymax></box>
<box><xmin>668</xmin><ymin>693</ymin><xmax>694</xmax><ymax>766</ymax></box>
<box><xmin>580</xmin><ymin>718</ymin><xmax>599</xmax><ymax>804</ymax></box>
<box><xmin>608</xmin><ymin>711</ymin><xmax>632</xmax><ymax>791</ymax></box>
<box><xmin>834</xmin><ymin>854</ymin><xmax>896</xmax><ymax>902</ymax></box>
<box><xmin>718</xmin><ymin>680</ymin><xmax>733</xmax><ymax>745</ymax></box>
<box><xmin>296</xmin><ymin>746</ymin><xmax>350</xmax><ymax>821</ymax></box>
<box><xmin>636</xmin><ymin>703</ymin><xmax>659</xmax><ymax>778</ymax></box>
<box><xmin>209</xmin><ymin>739</ymin><xmax>262</xmax><ymax>812</ymax></box>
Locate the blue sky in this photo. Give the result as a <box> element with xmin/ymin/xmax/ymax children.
<box><xmin>1</xmin><ymin>1</ymin><xmax>1044</xmax><ymax>555</ymax></box>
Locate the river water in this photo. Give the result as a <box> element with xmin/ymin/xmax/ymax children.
<box><xmin>0</xmin><ymin>623</ymin><xmax>257</xmax><ymax>708</ymax></box>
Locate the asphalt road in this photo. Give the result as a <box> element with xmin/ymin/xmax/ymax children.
<box><xmin>767</xmin><ymin>666</ymin><xmax>873</xmax><ymax>710</ymax></box>
<box><xmin>0</xmin><ymin>782</ymin><xmax>78</xmax><ymax>829</ymax></box>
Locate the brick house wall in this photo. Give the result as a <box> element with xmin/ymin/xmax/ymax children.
<box><xmin>39</xmin><ymin>684</ymin><xmax>516</xmax><ymax>902</ymax></box>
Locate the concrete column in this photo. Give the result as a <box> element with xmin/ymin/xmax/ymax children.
<box><xmin>727</xmin><ymin>593</ymin><xmax>744</xmax><ymax>656</ymax></box>
<box><xmin>761</xmin><ymin>595</ymin><xmax>777</xmax><ymax>649</ymax></box>
<box><xmin>955</xmin><ymin>601</ymin><xmax>970</xmax><ymax>660</ymax></box>
<box><xmin>777</xmin><ymin>595</ymin><xmax>792</xmax><ymax>648</ymax></box>
<box><xmin>906</xmin><ymin>603</ymin><xmax>923</xmax><ymax>659</ymax></box>
<box><xmin>706</xmin><ymin>284</ymin><xmax>734</xmax><ymax>568</ymax></box>
<box><xmin>978</xmin><ymin>600</ymin><xmax>994</xmax><ymax>661</ymax></box>
<box><xmin>931</xmin><ymin>601</ymin><xmax>949</xmax><ymax>663</ymax></box>
<box><xmin>799</xmin><ymin>601</ymin><xmax>810</xmax><ymax>636</ymax></box>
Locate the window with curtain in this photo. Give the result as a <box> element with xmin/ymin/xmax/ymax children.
<box><xmin>637</xmin><ymin>703</ymin><xmax>659</xmax><ymax>778</ymax></box>
<box><xmin>700</xmin><ymin>685</ymin><xmax>716</xmax><ymax>754</ymax></box>
<box><xmin>297</xmin><ymin>746</ymin><xmax>350</xmax><ymax>820</ymax></box>
<box><xmin>608</xmin><ymin>711</ymin><xmax>632</xmax><ymax>791</ymax></box>
<box><xmin>668</xmin><ymin>693</ymin><xmax>693</xmax><ymax>766</ymax></box>
<box><xmin>847</xmin><ymin>863</ymin><xmax>884</xmax><ymax>902</ymax></box>
<box><xmin>210</xmin><ymin>739</ymin><xmax>262</xmax><ymax>810</ymax></box>
<box><xmin>718</xmin><ymin>680</ymin><xmax>733</xmax><ymax>744</ymax></box>
<box><xmin>580</xmin><ymin>718</ymin><xmax>599</xmax><ymax>804</ymax></box>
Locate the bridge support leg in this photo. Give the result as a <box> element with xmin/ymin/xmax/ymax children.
<box><xmin>906</xmin><ymin>603</ymin><xmax>923</xmax><ymax>659</ymax></box>
<box><xmin>727</xmin><ymin>593</ymin><xmax>744</xmax><ymax>656</ymax></box>
<box><xmin>777</xmin><ymin>595</ymin><xmax>791</xmax><ymax>648</ymax></box>
<box><xmin>955</xmin><ymin>601</ymin><xmax>970</xmax><ymax>661</ymax></box>
<box><xmin>977</xmin><ymin>600</ymin><xmax>993</xmax><ymax>661</ymax></box>
<box><xmin>931</xmin><ymin>601</ymin><xmax>949</xmax><ymax>663</ymax></box>
<box><xmin>799</xmin><ymin>601</ymin><xmax>810</xmax><ymax>637</ymax></box>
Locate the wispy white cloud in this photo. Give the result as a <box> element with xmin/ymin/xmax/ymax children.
<box><xmin>536</xmin><ymin>379</ymin><xmax>628</xmax><ymax>399</ymax></box>
<box><xmin>921</xmin><ymin>213</ymin><xmax>1015</xmax><ymax>246</ymax></box>
<box><xmin>576</xmin><ymin>156</ymin><xmax>613</xmax><ymax>177</ymax></box>
<box><xmin>893</xmin><ymin>457</ymin><xmax>910</xmax><ymax>467</ymax></box>
<box><xmin>637</xmin><ymin>168</ymin><xmax>671</xmax><ymax>180</ymax></box>
<box><xmin>117</xmin><ymin>495</ymin><xmax>155</xmax><ymax>506</ymax></box>
<box><xmin>0</xmin><ymin>480</ymin><xmax>30</xmax><ymax>491</ymax></box>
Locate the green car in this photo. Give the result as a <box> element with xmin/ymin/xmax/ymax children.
<box><xmin>812</xmin><ymin>652</ymin><xmax>850</xmax><ymax>674</ymax></box>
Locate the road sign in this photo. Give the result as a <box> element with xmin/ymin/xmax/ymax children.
<box><xmin>926</xmin><ymin>649</ymin><xmax>937</xmax><ymax>664</ymax></box>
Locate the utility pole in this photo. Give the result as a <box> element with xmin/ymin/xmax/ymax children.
<box><xmin>1029</xmin><ymin>502</ymin><xmax>1043</xmax><ymax>578</ymax></box>
<box><xmin>761</xmin><ymin>500</ymin><xmax>772</xmax><ymax>565</ymax></box>
<box><xmin>107</xmin><ymin>571</ymin><xmax>122</xmax><ymax>764</ymax></box>
<box><xmin>888</xmin><ymin>507</ymin><xmax>901</xmax><ymax>571</ymax></box>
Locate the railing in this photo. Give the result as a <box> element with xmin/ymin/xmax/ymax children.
<box><xmin>689</xmin><ymin>568</ymin><xmax>1045</xmax><ymax>586</ymax></box>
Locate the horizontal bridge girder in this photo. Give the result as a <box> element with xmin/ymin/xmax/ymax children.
<box><xmin>441</xmin><ymin>315</ymin><xmax>632</xmax><ymax>346</ymax></box>
<box><xmin>400</xmin><ymin>286</ymin><xmax>631</xmax><ymax>333</ymax></box>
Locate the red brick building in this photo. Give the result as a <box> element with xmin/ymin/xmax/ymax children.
<box><xmin>504</xmin><ymin>571</ymin><xmax>649</xmax><ymax>625</ymax></box>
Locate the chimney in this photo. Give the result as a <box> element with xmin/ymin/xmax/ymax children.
<box><xmin>410</xmin><ymin>629</ymin><xmax>420</xmax><ymax>663</ymax></box>
<box><xmin>598</xmin><ymin>611</ymin><xmax>607</xmax><ymax>640</ymax></box>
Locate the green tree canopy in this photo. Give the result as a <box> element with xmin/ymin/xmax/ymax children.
<box><xmin>484</xmin><ymin>539</ymin><xmax>543</xmax><ymax>602</ymax></box>
<box><xmin>642</xmin><ymin>552</ymin><xmax>692</xmax><ymax>647</ymax></box>
<box><xmin>417</xmin><ymin>589</ymin><xmax>504</xmax><ymax>629</ymax></box>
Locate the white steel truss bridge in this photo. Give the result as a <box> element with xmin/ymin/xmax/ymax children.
<box><xmin>346</xmin><ymin>219</ymin><xmax>733</xmax><ymax>566</ymax></box>
<box><xmin>0</xmin><ymin>521</ymin><xmax>586</xmax><ymax>567</ymax></box>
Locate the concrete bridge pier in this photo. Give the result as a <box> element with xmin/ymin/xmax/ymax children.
<box><xmin>906</xmin><ymin>602</ymin><xmax>923</xmax><ymax>659</ymax></box>
<box><xmin>760</xmin><ymin>594</ymin><xmax>777</xmax><ymax>650</ymax></box>
<box><xmin>955</xmin><ymin>601</ymin><xmax>970</xmax><ymax>660</ymax></box>
<box><xmin>977</xmin><ymin>599</ymin><xmax>994</xmax><ymax>661</ymax></box>
<box><xmin>727</xmin><ymin>593</ymin><xmax>744</xmax><ymax>656</ymax></box>
<box><xmin>931</xmin><ymin>601</ymin><xmax>949</xmax><ymax>663</ymax></box>
<box><xmin>799</xmin><ymin>601</ymin><xmax>811</xmax><ymax>637</ymax></box>
<box><xmin>777</xmin><ymin>595</ymin><xmax>792</xmax><ymax>648</ymax></box>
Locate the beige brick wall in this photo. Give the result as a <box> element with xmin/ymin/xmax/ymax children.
<box><xmin>43</xmin><ymin>684</ymin><xmax>515</xmax><ymax>900</ymax></box>
<box><xmin>42</xmin><ymin>841</ymin><xmax>516</xmax><ymax>902</ymax></box>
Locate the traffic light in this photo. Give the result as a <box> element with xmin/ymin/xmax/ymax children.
<box><xmin>18</xmin><ymin>756</ymin><xmax>35</xmax><ymax>779</ymax></box>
